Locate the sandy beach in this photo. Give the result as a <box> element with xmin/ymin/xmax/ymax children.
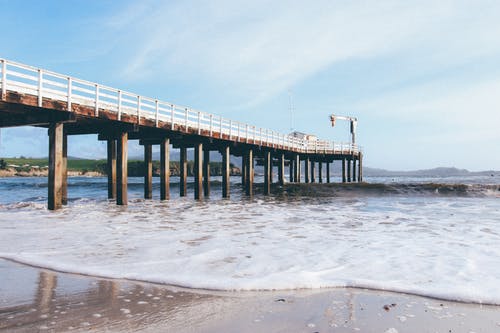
<box><xmin>1</xmin><ymin>259</ymin><xmax>498</xmax><ymax>333</ymax></box>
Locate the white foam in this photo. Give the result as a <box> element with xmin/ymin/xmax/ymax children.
<box><xmin>1</xmin><ymin>195</ymin><xmax>500</xmax><ymax>304</ymax></box>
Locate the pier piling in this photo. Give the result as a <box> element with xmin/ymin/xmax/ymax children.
<box><xmin>222</xmin><ymin>146</ymin><xmax>230</xmax><ymax>198</ymax></box>
<box><xmin>278</xmin><ymin>153</ymin><xmax>285</xmax><ymax>186</ymax></box>
<box><xmin>180</xmin><ymin>147</ymin><xmax>187</xmax><ymax>197</ymax></box>
<box><xmin>194</xmin><ymin>143</ymin><xmax>203</xmax><ymax>200</ymax></box>
<box><xmin>347</xmin><ymin>158</ymin><xmax>352</xmax><ymax>183</ymax></box>
<box><xmin>305</xmin><ymin>157</ymin><xmax>310</xmax><ymax>183</ymax></box>
<box><xmin>319</xmin><ymin>162</ymin><xmax>323</xmax><ymax>183</ymax></box>
<box><xmin>264</xmin><ymin>151</ymin><xmax>271</xmax><ymax>195</ymax></box>
<box><xmin>144</xmin><ymin>144</ymin><xmax>153</xmax><ymax>199</ymax></box>
<box><xmin>160</xmin><ymin>138</ymin><xmax>170</xmax><ymax>200</ymax></box>
<box><xmin>342</xmin><ymin>158</ymin><xmax>346</xmax><ymax>183</ymax></box>
<box><xmin>326</xmin><ymin>162</ymin><xmax>330</xmax><ymax>183</ymax></box>
<box><xmin>107</xmin><ymin>139</ymin><xmax>116</xmax><ymax>199</ymax></box>
<box><xmin>48</xmin><ymin>123</ymin><xmax>64</xmax><ymax>210</ymax></box>
<box><xmin>116</xmin><ymin>132</ymin><xmax>128</xmax><ymax>205</ymax></box>
<box><xmin>203</xmin><ymin>147</ymin><xmax>210</xmax><ymax>197</ymax></box>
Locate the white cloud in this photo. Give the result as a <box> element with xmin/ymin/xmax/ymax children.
<box><xmin>102</xmin><ymin>0</ymin><xmax>500</xmax><ymax>108</ymax></box>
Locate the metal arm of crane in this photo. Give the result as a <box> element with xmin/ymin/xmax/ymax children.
<box><xmin>329</xmin><ymin>114</ymin><xmax>358</xmax><ymax>145</ymax></box>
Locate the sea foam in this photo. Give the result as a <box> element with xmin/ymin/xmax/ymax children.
<box><xmin>1</xmin><ymin>184</ymin><xmax>500</xmax><ymax>304</ymax></box>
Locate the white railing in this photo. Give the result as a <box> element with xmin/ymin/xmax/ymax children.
<box><xmin>0</xmin><ymin>58</ymin><xmax>360</xmax><ymax>155</ymax></box>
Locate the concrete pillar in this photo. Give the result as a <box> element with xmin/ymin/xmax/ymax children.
<box><xmin>342</xmin><ymin>158</ymin><xmax>346</xmax><ymax>183</ymax></box>
<box><xmin>144</xmin><ymin>144</ymin><xmax>153</xmax><ymax>199</ymax></box>
<box><xmin>116</xmin><ymin>132</ymin><xmax>128</xmax><ymax>205</ymax></box>
<box><xmin>107</xmin><ymin>139</ymin><xmax>116</xmax><ymax>199</ymax></box>
<box><xmin>326</xmin><ymin>162</ymin><xmax>331</xmax><ymax>183</ymax></box>
<box><xmin>222</xmin><ymin>146</ymin><xmax>230</xmax><ymax>198</ymax></box>
<box><xmin>305</xmin><ymin>157</ymin><xmax>310</xmax><ymax>183</ymax></box>
<box><xmin>203</xmin><ymin>147</ymin><xmax>210</xmax><ymax>197</ymax></box>
<box><xmin>264</xmin><ymin>150</ymin><xmax>271</xmax><ymax>195</ymax></box>
<box><xmin>62</xmin><ymin>133</ymin><xmax>68</xmax><ymax>205</ymax></box>
<box><xmin>311</xmin><ymin>161</ymin><xmax>316</xmax><ymax>183</ymax></box>
<box><xmin>347</xmin><ymin>158</ymin><xmax>352</xmax><ymax>183</ymax></box>
<box><xmin>289</xmin><ymin>159</ymin><xmax>294</xmax><ymax>182</ymax></box>
<box><xmin>48</xmin><ymin>123</ymin><xmax>63</xmax><ymax>210</ymax></box>
<box><xmin>194</xmin><ymin>143</ymin><xmax>203</xmax><ymax>200</ymax></box>
<box><xmin>160</xmin><ymin>138</ymin><xmax>170</xmax><ymax>200</ymax></box>
<box><xmin>278</xmin><ymin>153</ymin><xmax>285</xmax><ymax>186</ymax></box>
<box><xmin>180</xmin><ymin>147</ymin><xmax>187</xmax><ymax>197</ymax></box>
<box><xmin>294</xmin><ymin>155</ymin><xmax>300</xmax><ymax>183</ymax></box>
<box><xmin>245</xmin><ymin>149</ymin><xmax>253</xmax><ymax>196</ymax></box>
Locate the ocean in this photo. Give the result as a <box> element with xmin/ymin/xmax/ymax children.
<box><xmin>0</xmin><ymin>175</ymin><xmax>499</xmax><ymax>305</ymax></box>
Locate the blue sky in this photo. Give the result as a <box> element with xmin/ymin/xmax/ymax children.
<box><xmin>1</xmin><ymin>0</ymin><xmax>499</xmax><ymax>171</ymax></box>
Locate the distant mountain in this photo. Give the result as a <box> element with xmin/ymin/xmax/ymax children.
<box><xmin>362</xmin><ymin>167</ymin><xmax>499</xmax><ymax>177</ymax></box>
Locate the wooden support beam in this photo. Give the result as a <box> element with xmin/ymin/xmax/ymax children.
<box><xmin>278</xmin><ymin>153</ymin><xmax>285</xmax><ymax>186</ymax></box>
<box><xmin>0</xmin><ymin>102</ymin><xmax>76</xmax><ymax>128</ymax></box>
<box><xmin>347</xmin><ymin>158</ymin><xmax>352</xmax><ymax>183</ymax></box>
<box><xmin>144</xmin><ymin>144</ymin><xmax>153</xmax><ymax>199</ymax></box>
<box><xmin>245</xmin><ymin>149</ymin><xmax>253</xmax><ymax>196</ymax></box>
<box><xmin>305</xmin><ymin>157</ymin><xmax>310</xmax><ymax>183</ymax></box>
<box><xmin>48</xmin><ymin>123</ymin><xmax>63</xmax><ymax>210</ymax></box>
<box><xmin>194</xmin><ymin>143</ymin><xmax>203</xmax><ymax>200</ymax></box>
<box><xmin>319</xmin><ymin>162</ymin><xmax>323</xmax><ymax>183</ymax></box>
<box><xmin>264</xmin><ymin>150</ymin><xmax>271</xmax><ymax>195</ymax></box>
<box><xmin>342</xmin><ymin>159</ymin><xmax>346</xmax><ymax>183</ymax></box>
<box><xmin>180</xmin><ymin>147</ymin><xmax>187</xmax><ymax>197</ymax></box>
<box><xmin>62</xmin><ymin>133</ymin><xmax>68</xmax><ymax>205</ymax></box>
<box><xmin>160</xmin><ymin>138</ymin><xmax>170</xmax><ymax>200</ymax></box>
<box><xmin>222</xmin><ymin>146</ymin><xmax>230</xmax><ymax>198</ymax></box>
<box><xmin>107</xmin><ymin>140</ymin><xmax>116</xmax><ymax>199</ymax></box>
<box><xmin>203</xmin><ymin>147</ymin><xmax>210</xmax><ymax>197</ymax></box>
<box><xmin>116</xmin><ymin>132</ymin><xmax>128</xmax><ymax>205</ymax></box>
<box><xmin>326</xmin><ymin>162</ymin><xmax>331</xmax><ymax>183</ymax></box>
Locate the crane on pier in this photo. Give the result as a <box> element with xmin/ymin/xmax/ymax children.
<box><xmin>329</xmin><ymin>114</ymin><xmax>358</xmax><ymax>145</ymax></box>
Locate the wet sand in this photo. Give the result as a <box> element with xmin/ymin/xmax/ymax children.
<box><xmin>1</xmin><ymin>259</ymin><xmax>499</xmax><ymax>333</ymax></box>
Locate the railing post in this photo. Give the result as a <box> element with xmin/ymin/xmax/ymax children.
<box><xmin>137</xmin><ymin>95</ymin><xmax>141</xmax><ymax>124</ymax></box>
<box><xmin>197</xmin><ymin>111</ymin><xmax>201</xmax><ymax>135</ymax></box>
<box><xmin>219</xmin><ymin>117</ymin><xmax>223</xmax><ymax>136</ymax></box>
<box><xmin>259</xmin><ymin>128</ymin><xmax>262</xmax><ymax>146</ymax></box>
<box><xmin>38</xmin><ymin>69</ymin><xmax>43</xmax><ymax>107</ymax></box>
<box><xmin>155</xmin><ymin>100</ymin><xmax>159</xmax><ymax>127</ymax></box>
<box><xmin>209</xmin><ymin>114</ymin><xmax>213</xmax><ymax>136</ymax></box>
<box><xmin>1</xmin><ymin>59</ymin><xmax>6</xmax><ymax>99</ymax></box>
<box><xmin>171</xmin><ymin>104</ymin><xmax>175</xmax><ymax>130</ymax></box>
<box><xmin>229</xmin><ymin>120</ymin><xmax>232</xmax><ymax>140</ymax></box>
<box><xmin>237</xmin><ymin>123</ymin><xmax>240</xmax><ymax>141</ymax></box>
<box><xmin>184</xmin><ymin>107</ymin><xmax>188</xmax><ymax>131</ymax></box>
<box><xmin>95</xmin><ymin>84</ymin><xmax>99</xmax><ymax>116</ymax></box>
<box><xmin>67</xmin><ymin>77</ymin><xmax>72</xmax><ymax>111</ymax></box>
<box><xmin>118</xmin><ymin>90</ymin><xmax>122</xmax><ymax>120</ymax></box>
<box><xmin>246</xmin><ymin>124</ymin><xmax>249</xmax><ymax>143</ymax></box>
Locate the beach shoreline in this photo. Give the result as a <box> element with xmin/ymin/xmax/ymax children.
<box><xmin>1</xmin><ymin>259</ymin><xmax>499</xmax><ymax>333</ymax></box>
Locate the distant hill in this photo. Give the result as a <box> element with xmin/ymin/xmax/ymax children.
<box><xmin>363</xmin><ymin>167</ymin><xmax>499</xmax><ymax>177</ymax></box>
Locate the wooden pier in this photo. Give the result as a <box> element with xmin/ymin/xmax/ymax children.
<box><xmin>0</xmin><ymin>59</ymin><xmax>363</xmax><ymax>209</ymax></box>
